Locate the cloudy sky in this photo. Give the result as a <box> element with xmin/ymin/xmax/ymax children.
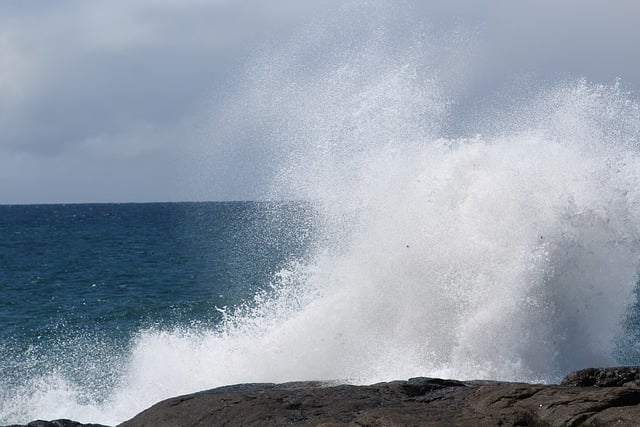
<box><xmin>1</xmin><ymin>0</ymin><xmax>639</xmax><ymax>204</ymax></box>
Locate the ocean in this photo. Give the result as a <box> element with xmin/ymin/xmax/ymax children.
<box><xmin>0</xmin><ymin>202</ymin><xmax>314</xmax><ymax>424</ymax></box>
<box><xmin>4</xmin><ymin>9</ymin><xmax>640</xmax><ymax>425</ymax></box>
<box><xmin>2</xmin><ymin>192</ymin><xmax>640</xmax><ymax>425</ymax></box>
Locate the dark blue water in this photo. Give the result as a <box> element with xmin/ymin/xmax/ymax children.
<box><xmin>0</xmin><ymin>202</ymin><xmax>314</xmax><ymax>408</ymax></box>
<box><xmin>2</xmin><ymin>200</ymin><xmax>640</xmax><ymax>425</ymax></box>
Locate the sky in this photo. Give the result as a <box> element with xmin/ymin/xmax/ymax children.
<box><xmin>1</xmin><ymin>0</ymin><xmax>639</xmax><ymax>204</ymax></box>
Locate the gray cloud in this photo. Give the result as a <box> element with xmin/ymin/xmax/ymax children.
<box><xmin>1</xmin><ymin>0</ymin><xmax>639</xmax><ymax>203</ymax></box>
<box><xmin>0</xmin><ymin>0</ymin><xmax>340</xmax><ymax>203</ymax></box>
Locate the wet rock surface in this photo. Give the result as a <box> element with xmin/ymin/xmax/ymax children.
<box><xmin>4</xmin><ymin>420</ymin><xmax>109</xmax><ymax>427</ymax></box>
<box><xmin>8</xmin><ymin>367</ymin><xmax>640</xmax><ymax>427</ymax></box>
<box><xmin>561</xmin><ymin>366</ymin><xmax>640</xmax><ymax>387</ymax></box>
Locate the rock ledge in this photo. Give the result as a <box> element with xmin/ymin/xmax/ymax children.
<box><xmin>8</xmin><ymin>367</ymin><xmax>640</xmax><ymax>427</ymax></box>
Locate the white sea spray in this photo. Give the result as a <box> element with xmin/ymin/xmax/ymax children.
<box><xmin>3</xmin><ymin>5</ymin><xmax>640</xmax><ymax>426</ymax></box>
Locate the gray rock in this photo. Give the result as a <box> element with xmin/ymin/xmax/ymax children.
<box><xmin>10</xmin><ymin>367</ymin><xmax>640</xmax><ymax>427</ymax></box>
<box><xmin>118</xmin><ymin>370</ymin><xmax>640</xmax><ymax>426</ymax></box>
<box><xmin>561</xmin><ymin>366</ymin><xmax>640</xmax><ymax>387</ymax></box>
<box><xmin>4</xmin><ymin>420</ymin><xmax>109</xmax><ymax>427</ymax></box>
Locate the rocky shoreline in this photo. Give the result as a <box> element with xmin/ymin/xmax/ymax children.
<box><xmin>8</xmin><ymin>366</ymin><xmax>640</xmax><ymax>426</ymax></box>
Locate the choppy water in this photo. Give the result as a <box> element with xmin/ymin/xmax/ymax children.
<box><xmin>0</xmin><ymin>202</ymin><xmax>314</xmax><ymax>424</ymax></box>
<box><xmin>4</xmin><ymin>3</ymin><xmax>640</xmax><ymax>425</ymax></box>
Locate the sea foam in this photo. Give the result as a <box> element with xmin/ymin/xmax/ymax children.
<box><xmin>4</xmin><ymin>6</ymin><xmax>640</xmax><ymax>426</ymax></box>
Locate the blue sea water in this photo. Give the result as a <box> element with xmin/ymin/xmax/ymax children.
<box><xmin>2</xmin><ymin>192</ymin><xmax>640</xmax><ymax>425</ymax></box>
<box><xmin>4</xmin><ymin>8</ymin><xmax>640</xmax><ymax>425</ymax></box>
<box><xmin>0</xmin><ymin>202</ymin><xmax>314</xmax><ymax>423</ymax></box>
<box><xmin>0</xmin><ymin>202</ymin><xmax>311</xmax><ymax>343</ymax></box>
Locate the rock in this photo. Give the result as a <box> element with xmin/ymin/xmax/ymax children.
<box><xmin>3</xmin><ymin>420</ymin><xmax>109</xmax><ymax>427</ymax></box>
<box><xmin>119</xmin><ymin>370</ymin><xmax>640</xmax><ymax>426</ymax></box>
<box><xmin>10</xmin><ymin>367</ymin><xmax>640</xmax><ymax>427</ymax></box>
<box><xmin>561</xmin><ymin>366</ymin><xmax>640</xmax><ymax>387</ymax></box>
<box><xmin>118</xmin><ymin>379</ymin><xmax>482</xmax><ymax>427</ymax></box>
<box><xmin>469</xmin><ymin>381</ymin><xmax>640</xmax><ymax>426</ymax></box>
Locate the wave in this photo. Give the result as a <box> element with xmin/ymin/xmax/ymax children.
<box><xmin>4</xmin><ymin>4</ymin><xmax>640</xmax><ymax>425</ymax></box>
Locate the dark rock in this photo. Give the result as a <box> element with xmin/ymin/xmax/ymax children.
<box><xmin>3</xmin><ymin>420</ymin><xmax>109</xmax><ymax>427</ymax></box>
<box><xmin>561</xmin><ymin>366</ymin><xmax>640</xmax><ymax>387</ymax></box>
<box><xmin>397</xmin><ymin>377</ymin><xmax>466</xmax><ymax>397</ymax></box>
<box><xmin>12</xmin><ymin>367</ymin><xmax>640</xmax><ymax>427</ymax></box>
<box><xmin>118</xmin><ymin>370</ymin><xmax>640</xmax><ymax>426</ymax></box>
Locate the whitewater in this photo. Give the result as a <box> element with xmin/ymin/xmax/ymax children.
<box><xmin>4</xmin><ymin>7</ymin><xmax>640</xmax><ymax>427</ymax></box>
